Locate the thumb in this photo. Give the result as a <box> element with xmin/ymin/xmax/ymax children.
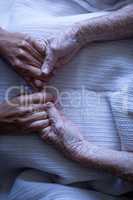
<box><xmin>41</xmin><ymin>45</ymin><xmax>57</xmax><ymax>76</ymax></box>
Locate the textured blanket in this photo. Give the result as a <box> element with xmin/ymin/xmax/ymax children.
<box><xmin>0</xmin><ymin>0</ymin><xmax>133</xmax><ymax>199</ymax></box>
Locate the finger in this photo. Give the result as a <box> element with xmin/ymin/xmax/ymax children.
<box><xmin>31</xmin><ymin>79</ymin><xmax>49</xmax><ymax>92</ymax></box>
<box><xmin>17</xmin><ymin>63</ymin><xmax>42</xmax><ymax>78</ymax></box>
<box><xmin>18</xmin><ymin>38</ymin><xmax>44</xmax><ymax>63</ymax></box>
<box><xmin>12</xmin><ymin>61</ymin><xmax>43</xmax><ymax>91</ymax></box>
<box><xmin>5</xmin><ymin>109</ymin><xmax>28</xmax><ymax>118</ymax></box>
<box><xmin>22</xmin><ymin>111</ymin><xmax>47</xmax><ymax>123</ymax></box>
<box><xmin>23</xmin><ymin>41</ymin><xmax>44</xmax><ymax>63</ymax></box>
<box><xmin>23</xmin><ymin>77</ymin><xmax>44</xmax><ymax>92</ymax></box>
<box><xmin>45</xmin><ymin>102</ymin><xmax>59</xmax><ymax>116</ymax></box>
<box><xmin>10</xmin><ymin>100</ymin><xmax>47</xmax><ymax>117</ymax></box>
<box><xmin>19</xmin><ymin>104</ymin><xmax>47</xmax><ymax>114</ymax></box>
<box><xmin>36</xmin><ymin>39</ymin><xmax>47</xmax><ymax>55</ymax></box>
<box><xmin>25</xmin><ymin>55</ymin><xmax>42</xmax><ymax>68</ymax></box>
<box><xmin>33</xmin><ymin>79</ymin><xmax>44</xmax><ymax>91</ymax></box>
<box><xmin>40</xmin><ymin>126</ymin><xmax>51</xmax><ymax>139</ymax></box>
<box><xmin>34</xmin><ymin>92</ymin><xmax>54</xmax><ymax>103</ymax></box>
<box><xmin>13</xmin><ymin>61</ymin><xmax>42</xmax><ymax>91</ymax></box>
<box><xmin>29</xmin><ymin>119</ymin><xmax>50</xmax><ymax>131</ymax></box>
<box><xmin>17</xmin><ymin>49</ymin><xmax>42</xmax><ymax>68</ymax></box>
<box><xmin>45</xmin><ymin>102</ymin><xmax>62</xmax><ymax>126</ymax></box>
<box><xmin>41</xmin><ymin>44</ymin><xmax>57</xmax><ymax>76</ymax></box>
<box><xmin>19</xmin><ymin>92</ymin><xmax>54</xmax><ymax>105</ymax></box>
<box><xmin>39</xmin><ymin>72</ymin><xmax>54</xmax><ymax>84</ymax></box>
<box><xmin>25</xmin><ymin>77</ymin><xmax>40</xmax><ymax>92</ymax></box>
<box><xmin>41</xmin><ymin>127</ymin><xmax>57</xmax><ymax>144</ymax></box>
<box><xmin>26</xmin><ymin>36</ymin><xmax>45</xmax><ymax>56</ymax></box>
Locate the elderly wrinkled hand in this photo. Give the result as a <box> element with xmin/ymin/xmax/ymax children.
<box><xmin>40</xmin><ymin>102</ymin><xmax>84</xmax><ymax>158</ymax></box>
<box><xmin>41</xmin><ymin>27</ymin><xmax>81</xmax><ymax>76</ymax></box>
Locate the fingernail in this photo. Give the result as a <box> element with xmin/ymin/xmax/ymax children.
<box><xmin>42</xmin><ymin>68</ymin><xmax>49</xmax><ymax>75</ymax></box>
<box><xmin>46</xmin><ymin>102</ymin><xmax>53</xmax><ymax>108</ymax></box>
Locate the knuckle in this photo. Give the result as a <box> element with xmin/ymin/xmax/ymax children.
<box><xmin>22</xmin><ymin>40</ymin><xmax>27</xmax><ymax>46</ymax></box>
<box><xmin>19</xmin><ymin>39</ymin><xmax>28</xmax><ymax>48</ymax></box>
<box><xmin>43</xmin><ymin>132</ymin><xmax>55</xmax><ymax>144</ymax></box>
<box><xmin>50</xmin><ymin>116</ymin><xmax>57</xmax><ymax>124</ymax></box>
<box><xmin>27</xmin><ymin>122</ymin><xmax>33</xmax><ymax>129</ymax></box>
<box><xmin>43</xmin><ymin>132</ymin><xmax>50</xmax><ymax>140</ymax></box>
<box><xmin>17</xmin><ymin>49</ymin><xmax>25</xmax><ymax>56</ymax></box>
<box><xmin>46</xmin><ymin>102</ymin><xmax>54</xmax><ymax>108</ymax></box>
<box><xmin>13</xmin><ymin>59</ymin><xmax>20</xmax><ymax>67</ymax></box>
<box><xmin>39</xmin><ymin>39</ymin><xmax>47</xmax><ymax>51</ymax></box>
<box><xmin>19</xmin><ymin>106</ymin><xmax>29</xmax><ymax>114</ymax></box>
<box><xmin>45</xmin><ymin>119</ymin><xmax>50</xmax><ymax>125</ymax></box>
<box><xmin>24</xmin><ymin>35</ymin><xmax>30</xmax><ymax>41</ymax></box>
<box><xmin>25</xmin><ymin>35</ymin><xmax>34</xmax><ymax>44</ymax></box>
<box><xmin>54</xmin><ymin>121</ymin><xmax>64</xmax><ymax>134</ymax></box>
<box><xmin>44</xmin><ymin>127</ymin><xmax>50</xmax><ymax>135</ymax></box>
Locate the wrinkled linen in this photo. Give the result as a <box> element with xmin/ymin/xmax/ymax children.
<box><xmin>0</xmin><ymin>0</ymin><xmax>133</xmax><ymax>199</ymax></box>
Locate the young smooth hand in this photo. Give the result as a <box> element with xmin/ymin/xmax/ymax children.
<box><xmin>0</xmin><ymin>92</ymin><xmax>53</xmax><ymax>134</ymax></box>
<box><xmin>0</xmin><ymin>29</ymin><xmax>46</xmax><ymax>90</ymax></box>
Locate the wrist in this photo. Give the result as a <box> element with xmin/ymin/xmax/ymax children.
<box><xmin>68</xmin><ymin>139</ymin><xmax>90</xmax><ymax>161</ymax></box>
<box><xmin>73</xmin><ymin>22</ymin><xmax>95</xmax><ymax>48</ymax></box>
<box><xmin>69</xmin><ymin>24</ymin><xmax>84</xmax><ymax>49</ymax></box>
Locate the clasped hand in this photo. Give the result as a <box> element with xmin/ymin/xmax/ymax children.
<box><xmin>0</xmin><ymin>27</ymin><xmax>81</xmax><ymax>90</ymax></box>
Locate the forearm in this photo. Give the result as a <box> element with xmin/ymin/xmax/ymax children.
<box><xmin>73</xmin><ymin>141</ymin><xmax>133</xmax><ymax>182</ymax></box>
<box><xmin>73</xmin><ymin>4</ymin><xmax>133</xmax><ymax>46</ymax></box>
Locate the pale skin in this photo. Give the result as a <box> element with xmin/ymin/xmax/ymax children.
<box><xmin>0</xmin><ymin>26</ymin><xmax>54</xmax><ymax>133</ymax></box>
<box><xmin>0</xmin><ymin>28</ymin><xmax>48</xmax><ymax>90</ymax></box>
<box><xmin>41</xmin><ymin>4</ymin><xmax>133</xmax><ymax>75</ymax></box>
<box><xmin>0</xmin><ymin>92</ymin><xmax>53</xmax><ymax>134</ymax></box>
<box><xmin>0</xmin><ymin>4</ymin><xmax>133</xmax><ymax>183</ymax></box>
<box><xmin>39</xmin><ymin>4</ymin><xmax>133</xmax><ymax>182</ymax></box>
<box><xmin>41</xmin><ymin>103</ymin><xmax>133</xmax><ymax>183</ymax></box>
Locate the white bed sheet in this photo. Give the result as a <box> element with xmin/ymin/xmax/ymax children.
<box><xmin>0</xmin><ymin>0</ymin><xmax>133</xmax><ymax>197</ymax></box>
